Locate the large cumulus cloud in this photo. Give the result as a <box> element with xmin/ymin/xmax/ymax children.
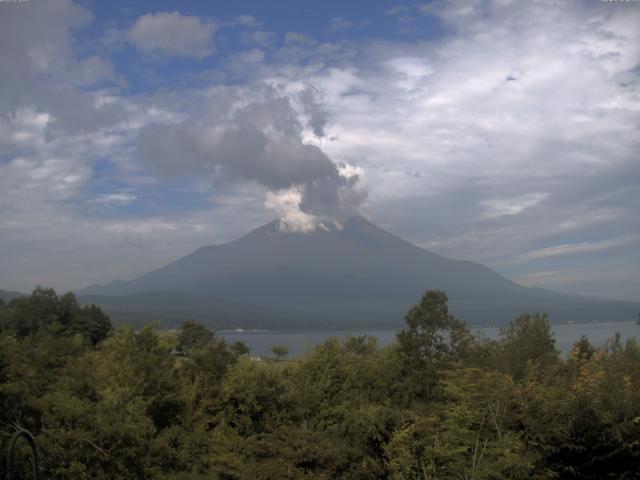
<box><xmin>136</xmin><ymin>92</ymin><xmax>367</xmax><ymax>231</ymax></box>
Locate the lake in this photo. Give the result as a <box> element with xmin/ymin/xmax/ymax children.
<box><xmin>219</xmin><ymin>321</ymin><xmax>639</xmax><ymax>358</ymax></box>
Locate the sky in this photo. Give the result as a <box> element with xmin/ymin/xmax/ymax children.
<box><xmin>0</xmin><ymin>0</ymin><xmax>639</xmax><ymax>301</ymax></box>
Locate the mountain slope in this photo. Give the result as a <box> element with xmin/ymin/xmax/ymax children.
<box><xmin>0</xmin><ymin>289</ymin><xmax>28</xmax><ymax>303</ymax></box>
<box><xmin>79</xmin><ymin>216</ymin><xmax>638</xmax><ymax>327</ymax></box>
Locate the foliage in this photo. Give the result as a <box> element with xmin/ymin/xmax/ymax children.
<box><xmin>177</xmin><ymin>320</ymin><xmax>214</xmax><ymax>354</ymax></box>
<box><xmin>0</xmin><ymin>287</ymin><xmax>112</xmax><ymax>345</ymax></box>
<box><xmin>0</xmin><ymin>288</ymin><xmax>639</xmax><ymax>479</ymax></box>
<box><xmin>271</xmin><ymin>345</ymin><xmax>289</xmax><ymax>361</ymax></box>
<box><xmin>497</xmin><ymin>312</ymin><xmax>559</xmax><ymax>379</ymax></box>
<box><xmin>396</xmin><ymin>290</ymin><xmax>472</xmax><ymax>401</ymax></box>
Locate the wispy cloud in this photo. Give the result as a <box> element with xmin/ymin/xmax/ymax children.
<box><xmin>93</xmin><ymin>192</ymin><xmax>137</xmax><ymax>207</ymax></box>
<box><xmin>481</xmin><ymin>193</ymin><xmax>549</xmax><ymax>218</ymax></box>
<box><xmin>512</xmin><ymin>235</ymin><xmax>640</xmax><ymax>263</ymax></box>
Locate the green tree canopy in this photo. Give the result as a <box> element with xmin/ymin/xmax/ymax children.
<box><xmin>499</xmin><ymin>312</ymin><xmax>559</xmax><ymax>379</ymax></box>
<box><xmin>1</xmin><ymin>287</ymin><xmax>639</xmax><ymax>479</ymax></box>
<box><xmin>177</xmin><ymin>320</ymin><xmax>213</xmax><ymax>354</ymax></box>
<box><xmin>0</xmin><ymin>287</ymin><xmax>111</xmax><ymax>344</ymax></box>
<box><xmin>271</xmin><ymin>345</ymin><xmax>289</xmax><ymax>361</ymax></box>
<box><xmin>396</xmin><ymin>290</ymin><xmax>470</xmax><ymax>400</ymax></box>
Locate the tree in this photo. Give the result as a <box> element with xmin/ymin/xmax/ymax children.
<box><xmin>4</xmin><ymin>286</ymin><xmax>58</xmax><ymax>337</ymax></box>
<box><xmin>177</xmin><ymin>320</ymin><xmax>213</xmax><ymax>354</ymax></box>
<box><xmin>569</xmin><ymin>335</ymin><xmax>595</xmax><ymax>362</ymax></box>
<box><xmin>344</xmin><ymin>335</ymin><xmax>378</xmax><ymax>355</ymax></box>
<box><xmin>177</xmin><ymin>335</ymin><xmax>239</xmax><ymax>419</ymax></box>
<box><xmin>219</xmin><ymin>359</ymin><xmax>295</xmax><ymax>436</ymax></box>
<box><xmin>72</xmin><ymin>304</ymin><xmax>112</xmax><ymax>345</ymax></box>
<box><xmin>85</xmin><ymin>326</ymin><xmax>183</xmax><ymax>429</ymax></box>
<box><xmin>230</xmin><ymin>340</ymin><xmax>250</xmax><ymax>357</ymax></box>
<box><xmin>396</xmin><ymin>290</ymin><xmax>469</xmax><ymax>401</ymax></box>
<box><xmin>0</xmin><ymin>288</ymin><xmax>111</xmax><ymax>345</ymax></box>
<box><xmin>271</xmin><ymin>345</ymin><xmax>289</xmax><ymax>362</ymax></box>
<box><xmin>499</xmin><ymin>313</ymin><xmax>559</xmax><ymax>380</ymax></box>
<box><xmin>56</xmin><ymin>291</ymin><xmax>80</xmax><ymax>328</ymax></box>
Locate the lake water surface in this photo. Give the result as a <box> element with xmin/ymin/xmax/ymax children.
<box><xmin>219</xmin><ymin>321</ymin><xmax>639</xmax><ymax>358</ymax></box>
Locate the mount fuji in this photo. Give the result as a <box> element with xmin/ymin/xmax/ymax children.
<box><xmin>78</xmin><ymin>216</ymin><xmax>638</xmax><ymax>329</ymax></box>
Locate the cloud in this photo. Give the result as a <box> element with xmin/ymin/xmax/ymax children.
<box><xmin>265</xmin><ymin>165</ymin><xmax>368</xmax><ymax>232</ymax></box>
<box><xmin>386</xmin><ymin>56</ymin><xmax>433</xmax><ymax>91</ymax></box>
<box><xmin>0</xmin><ymin>0</ymin><xmax>121</xmax><ymax>132</ymax></box>
<box><xmin>93</xmin><ymin>192</ymin><xmax>138</xmax><ymax>207</ymax></box>
<box><xmin>328</xmin><ymin>17</ymin><xmax>370</xmax><ymax>33</ymax></box>
<box><xmin>329</xmin><ymin>17</ymin><xmax>353</xmax><ymax>32</ymax></box>
<box><xmin>298</xmin><ymin>86</ymin><xmax>330</xmax><ymax>137</ymax></box>
<box><xmin>385</xmin><ymin>6</ymin><xmax>411</xmax><ymax>16</ymax></box>
<box><xmin>514</xmin><ymin>262</ymin><xmax>640</xmax><ymax>301</ymax></box>
<box><xmin>481</xmin><ymin>193</ymin><xmax>549</xmax><ymax>218</ymax></box>
<box><xmin>265</xmin><ymin>187</ymin><xmax>319</xmax><ymax>232</ymax></box>
<box><xmin>512</xmin><ymin>235</ymin><xmax>640</xmax><ymax>263</ymax></box>
<box><xmin>235</xmin><ymin>48</ymin><xmax>265</xmax><ymax>64</ymax></box>
<box><xmin>284</xmin><ymin>32</ymin><xmax>316</xmax><ymax>46</ymax></box>
<box><xmin>136</xmin><ymin>90</ymin><xmax>367</xmax><ymax>231</ymax></box>
<box><xmin>242</xmin><ymin>30</ymin><xmax>277</xmax><ymax>48</ymax></box>
<box><xmin>128</xmin><ymin>12</ymin><xmax>217</xmax><ymax>59</ymax></box>
<box><xmin>236</xmin><ymin>15</ymin><xmax>261</xmax><ymax>28</ymax></box>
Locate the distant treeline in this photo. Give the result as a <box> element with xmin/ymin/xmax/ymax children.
<box><xmin>1</xmin><ymin>287</ymin><xmax>639</xmax><ymax>479</ymax></box>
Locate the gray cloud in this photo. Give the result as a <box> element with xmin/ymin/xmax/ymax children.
<box><xmin>128</xmin><ymin>11</ymin><xmax>217</xmax><ymax>59</ymax></box>
<box><xmin>242</xmin><ymin>30</ymin><xmax>277</xmax><ymax>48</ymax></box>
<box><xmin>236</xmin><ymin>15</ymin><xmax>261</xmax><ymax>28</ymax></box>
<box><xmin>0</xmin><ymin>0</ymin><xmax>122</xmax><ymax>134</ymax></box>
<box><xmin>298</xmin><ymin>87</ymin><xmax>330</xmax><ymax>137</ymax></box>
<box><xmin>136</xmin><ymin>92</ymin><xmax>367</xmax><ymax>229</ymax></box>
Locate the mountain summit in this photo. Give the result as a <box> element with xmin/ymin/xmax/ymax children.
<box><xmin>79</xmin><ymin>216</ymin><xmax>638</xmax><ymax>328</ymax></box>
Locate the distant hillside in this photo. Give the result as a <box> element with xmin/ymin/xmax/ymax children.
<box><xmin>78</xmin><ymin>291</ymin><xmax>303</xmax><ymax>330</ymax></box>
<box><xmin>0</xmin><ymin>289</ymin><xmax>28</xmax><ymax>302</ymax></box>
<box><xmin>78</xmin><ymin>216</ymin><xmax>639</xmax><ymax>328</ymax></box>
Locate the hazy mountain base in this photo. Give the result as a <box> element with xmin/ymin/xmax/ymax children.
<box><xmin>1</xmin><ymin>288</ymin><xmax>639</xmax><ymax>479</ymax></box>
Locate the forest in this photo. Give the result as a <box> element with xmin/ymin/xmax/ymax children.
<box><xmin>0</xmin><ymin>287</ymin><xmax>639</xmax><ymax>479</ymax></box>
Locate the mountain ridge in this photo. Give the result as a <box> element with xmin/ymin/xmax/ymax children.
<box><xmin>0</xmin><ymin>289</ymin><xmax>29</xmax><ymax>302</ymax></box>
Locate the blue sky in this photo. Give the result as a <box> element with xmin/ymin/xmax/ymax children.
<box><xmin>0</xmin><ymin>0</ymin><xmax>639</xmax><ymax>301</ymax></box>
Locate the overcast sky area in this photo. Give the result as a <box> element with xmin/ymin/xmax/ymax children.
<box><xmin>0</xmin><ymin>0</ymin><xmax>639</xmax><ymax>301</ymax></box>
